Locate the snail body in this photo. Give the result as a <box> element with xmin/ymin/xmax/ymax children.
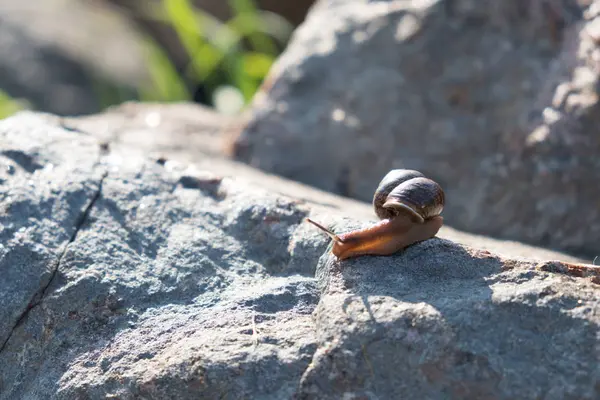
<box><xmin>306</xmin><ymin>169</ymin><xmax>445</xmax><ymax>260</ymax></box>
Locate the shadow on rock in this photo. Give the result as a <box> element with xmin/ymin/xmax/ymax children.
<box><xmin>299</xmin><ymin>237</ymin><xmax>600</xmax><ymax>400</ymax></box>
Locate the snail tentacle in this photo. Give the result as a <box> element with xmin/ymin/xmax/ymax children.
<box><xmin>305</xmin><ymin>218</ymin><xmax>345</xmax><ymax>243</ymax></box>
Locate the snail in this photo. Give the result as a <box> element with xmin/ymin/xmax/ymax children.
<box><xmin>306</xmin><ymin>169</ymin><xmax>445</xmax><ymax>260</ymax></box>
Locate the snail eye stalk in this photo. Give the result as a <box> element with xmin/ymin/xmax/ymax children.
<box><xmin>305</xmin><ymin>218</ymin><xmax>345</xmax><ymax>243</ymax></box>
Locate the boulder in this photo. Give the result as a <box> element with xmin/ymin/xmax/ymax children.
<box><xmin>0</xmin><ymin>112</ymin><xmax>324</xmax><ymax>399</ymax></box>
<box><xmin>58</xmin><ymin>101</ymin><xmax>233</xmax><ymax>161</ymax></box>
<box><xmin>300</xmin><ymin>238</ymin><xmax>600</xmax><ymax>399</ymax></box>
<box><xmin>228</xmin><ymin>0</ymin><xmax>600</xmax><ymax>258</ymax></box>
<box><xmin>0</xmin><ymin>1</ymin><xmax>149</xmax><ymax>115</ymax></box>
<box><xmin>0</xmin><ymin>111</ymin><xmax>598</xmax><ymax>399</ymax></box>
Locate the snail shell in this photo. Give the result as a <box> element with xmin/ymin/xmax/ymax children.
<box><xmin>373</xmin><ymin>169</ymin><xmax>445</xmax><ymax>222</ymax></box>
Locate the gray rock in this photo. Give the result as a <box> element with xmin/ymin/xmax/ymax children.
<box><xmin>0</xmin><ymin>112</ymin><xmax>597</xmax><ymax>399</ymax></box>
<box><xmin>59</xmin><ymin>101</ymin><xmax>234</xmax><ymax>161</ymax></box>
<box><xmin>0</xmin><ymin>1</ymin><xmax>148</xmax><ymax>115</ymax></box>
<box><xmin>228</xmin><ymin>0</ymin><xmax>600</xmax><ymax>257</ymax></box>
<box><xmin>0</xmin><ymin>112</ymin><xmax>325</xmax><ymax>399</ymax></box>
<box><xmin>0</xmin><ymin>16</ymin><xmax>99</xmax><ymax>115</ymax></box>
<box><xmin>300</xmin><ymin>237</ymin><xmax>600</xmax><ymax>400</ymax></box>
<box><xmin>0</xmin><ymin>114</ymin><xmax>102</xmax><ymax>349</ymax></box>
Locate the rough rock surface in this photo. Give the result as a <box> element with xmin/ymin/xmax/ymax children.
<box><xmin>0</xmin><ymin>113</ymin><xmax>325</xmax><ymax>399</ymax></box>
<box><xmin>300</xmin><ymin>237</ymin><xmax>600</xmax><ymax>400</ymax></box>
<box><xmin>0</xmin><ymin>112</ymin><xmax>598</xmax><ymax>399</ymax></box>
<box><xmin>228</xmin><ymin>0</ymin><xmax>600</xmax><ymax>258</ymax></box>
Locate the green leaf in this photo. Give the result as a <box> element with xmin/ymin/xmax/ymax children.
<box><xmin>227</xmin><ymin>0</ymin><xmax>279</xmax><ymax>56</ymax></box>
<box><xmin>241</xmin><ymin>52</ymin><xmax>275</xmax><ymax>79</ymax></box>
<box><xmin>0</xmin><ymin>89</ymin><xmax>27</xmax><ymax>119</ymax></box>
<box><xmin>139</xmin><ymin>37</ymin><xmax>191</xmax><ymax>102</ymax></box>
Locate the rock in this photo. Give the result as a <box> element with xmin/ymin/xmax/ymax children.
<box><xmin>300</xmin><ymin>238</ymin><xmax>600</xmax><ymax>399</ymax></box>
<box><xmin>0</xmin><ymin>112</ymin><xmax>326</xmax><ymax>399</ymax></box>
<box><xmin>0</xmin><ymin>111</ymin><xmax>597</xmax><ymax>399</ymax></box>
<box><xmin>58</xmin><ymin>101</ymin><xmax>234</xmax><ymax>162</ymax></box>
<box><xmin>0</xmin><ymin>115</ymin><xmax>103</xmax><ymax>350</ymax></box>
<box><xmin>472</xmin><ymin>3</ymin><xmax>600</xmax><ymax>257</ymax></box>
<box><xmin>0</xmin><ymin>0</ymin><xmax>149</xmax><ymax>115</ymax></box>
<box><xmin>227</xmin><ymin>0</ymin><xmax>600</xmax><ymax>258</ymax></box>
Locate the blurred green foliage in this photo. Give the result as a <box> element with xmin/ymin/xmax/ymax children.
<box><xmin>0</xmin><ymin>90</ymin><xmax>26</xmax><ymax>120</ymax></box>
<box><xmin>131</xmin><ymin>0</ymin><xmax>293</xmax><ymax>111</ymax></box>
<box><xmin>0</xmin><ymin>0</ymin><xmax>293</xmax><ymax>120</ymax></box>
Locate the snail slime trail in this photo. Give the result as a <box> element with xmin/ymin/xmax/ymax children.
<box><xmin>306</xmin><ymin>169</ymin><xmax>445</xmax><ymax>260</ymax></box>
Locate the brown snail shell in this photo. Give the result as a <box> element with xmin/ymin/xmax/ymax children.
<box><xmin>373</xmin><ymin>169</ymin><xmax>445</xmax><ymax>223</ymax></box>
